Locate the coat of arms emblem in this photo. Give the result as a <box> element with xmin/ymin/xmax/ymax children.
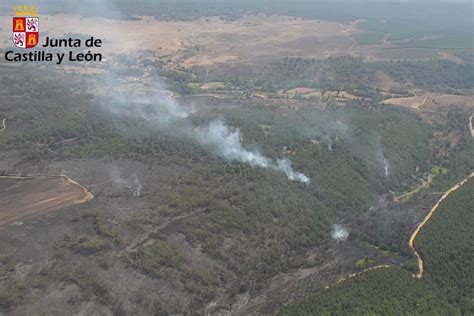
<box><xmin>13</xmin><ymin>5</ymin><xmax>39</xmax><ymax>49</ymax></box>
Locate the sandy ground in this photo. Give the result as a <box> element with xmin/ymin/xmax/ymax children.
<box><xmin>0</xmin><ymin>175</ymin><xmax>93</xmax><ymax>228</ymax></box>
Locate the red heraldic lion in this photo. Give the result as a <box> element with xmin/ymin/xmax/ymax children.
<box><xmin>13</xmin><ymin>5</ymin><xmax>39</xmax><ymax>49</ymax></box>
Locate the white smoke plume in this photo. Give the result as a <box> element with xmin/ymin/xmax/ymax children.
<box><xmin>375</xmin><ymin>137</ymin><xmax>390</xmax><ymax>178</ymax></box>
<box><xmin>132</xmin><ymin>173</ymin><xmax>142</xmax><ymax>197</ymax></box>
<box><xmin>193</xmin><ymin>119</ymin><xmax>310</xmax><ymax>183</ymax></box>
<box><xmin>106</xmin><ymin>91</ymin><xmax>310</xmax><ymax>184</ymax></box>
<box><xmin>195</xmin><ymin>120</ymin><xmax>310</xmax><ymax>183</ymax></box>
<box><xmin>331</xmin><ymin>224</ymin><xmax>349</xmax><ymax>242</ymax></box>
<box><xmin>58</xmin><ymin>0</ymin><xmax>310</xmax><ymax>184</ymax></box>
<box><xmin>195</xmin><ymin>120</ymin><xmax>272</xmax><ymax>168</ymax></box>
<box><xmin>383</xmin><ymin>158</ymin><xmax>390</xmax><ymax>177</ymax></box>
<box><xmin>276</xmin><ymin>159</ymin><xmax>310</xmax><ymax>184</ymax></box>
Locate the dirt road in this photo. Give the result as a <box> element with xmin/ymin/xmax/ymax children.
<box><xmin>334</xmin><ymin>265</ymin><xmax>391</xmax><ymax>285</ymax></box>
<box><xmin>0</xmin><ymin>118</ymin><xmax>5</xmax><ymax>131</ymax></box>
<box><xmin>408</xmin><ymin>172</ymin><xmax>474</xmax><ymax>279</ymax></box>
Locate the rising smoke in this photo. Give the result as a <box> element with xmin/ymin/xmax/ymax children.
<box><xmin>276</xmin><ymin>159</ymin><xmax>310</xmax><ymax>184</ymax></box>
<box><xmin>331</xmin><ymin>224</ymin><xmax>349</xmax><ymax>242</ymax></box>
<box><xmin>59</xmin><ymin>0</ymin><xmax>310</xmax><ymax>184</ymax></box>
<box><xmin>375</xmin><ymin>137</ymin><xmax>390</xmax><ymax>178</ymax></box>
<box><xmin>303</xmin><ymin>115</ymin><xmax>351</xmax><ymax>152</ymax></box>
<box><xmin>132</xmin><ymin>173</ymin><xmax>142</xmax><ymax>197</ymax></box>
<box><xmin>383</xmin><ymin>158</ymin><xmax>390</xmax><ymax>177</ymax></box>
<box><xmin>196</xmin><ymin>120</ymin><xmax>272</xmax><ymax>168</ymax></box>
<box><xmin>195</xmin><ymin>120</ymin><xmax>310</xmax><ymax>183</ymax></box>
<box><xmin>106</xmin><ymin>92</ymin><xmax>310</xmax><ymax>184</ymax></box>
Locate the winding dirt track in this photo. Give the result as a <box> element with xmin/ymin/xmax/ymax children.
<box><xmin>408</xmin><ymin>172</ymin><xmax>474</xmax><ymax>279</ymax></box>
<box><xmin>0</xmin><ymin>118</ymin><xmax>5</xmax><ymax>131</ymax></box>
<box><xmin>328</xmin><ymin>172</ymin><xmax>473</xmax><ymax>291</ymax></box>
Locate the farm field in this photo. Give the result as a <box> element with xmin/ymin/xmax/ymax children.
<box><xmin>0</xmin><ymin>176</ymin><xmax>93</xmax><ymax>228</ymax></box>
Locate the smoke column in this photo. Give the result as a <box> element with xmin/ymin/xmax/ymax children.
<box><xmin>196</xmin><ymin>121</ymin><xmax>310</xmax><ymax>183</ymax></box>
<box><xmin>383</xmin><ymin>158</ymin><xmax>390</xmax><ymax>177</ymax></box>
<box><xmin>196</xmin><ymin>120</ymin><xmax>272</xmax><ymax>168</ymax></box>
<box><xmin>375</xmin><ymin>137</ymin><xmax>390</xmax><ymax>178</ymax></box>
<box><xmin>133</xmin><ymin>173</ymin><xmax>142</xmax><ymax>197</ymax></box>
<box><xmin>107</xmin><ymin>91</ymin><xmax>310</xmax><ymax>184</ymax></box>
<box><xmin>276</xmin><ymin>159</ymin><xmax>310</xmax><ymax>184</ymax></box>
<box><xmin>331</xmin><ymin>224</ymin><xmax>349</xmax><ymax>241</ymax></box>
<box><xmin>54</xmin><ymin>0</ymin><xmax>310</xmax><ymax>184</ymax></box>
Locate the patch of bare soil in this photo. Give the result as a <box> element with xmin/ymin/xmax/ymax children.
<box><xmin>0</xmin><ymin>175</ymin><xmax>93</xmax><ymax>228</ymax></box>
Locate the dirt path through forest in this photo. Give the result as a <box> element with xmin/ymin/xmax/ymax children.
<box><xmin>333</xmin><ymin>265</ymin><xmax>391</xmax><ymax>285</ymax></box>
<box><xmin>409</xmin><ymin>172</ymin><xmax>474</xmax><ymax>279</ymax></box>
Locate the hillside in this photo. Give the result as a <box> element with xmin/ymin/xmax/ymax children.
<box><xmin>277</xmin><ymin>267</ymin><xmax>457</xmax><ymax>315</ymax></box>
<box><xmin>416</xmin><ymin>177</ymin><xmax>474</xmax><ymax>313</ymax></box>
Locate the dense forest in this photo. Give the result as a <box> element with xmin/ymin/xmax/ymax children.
<box><xmin>416</xmin><ymin>178</ymin><xmax>474</xmax><ymax>313</ymax></box>
<box><xmin>277</xmin><ymin>267</ymin><xmax>457</xmax><ymax>315</ymax></box>
<box><xmin>265</xmin><ymin>56</ymin><xmax>471</xmax><ymax>94</ymax></box>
